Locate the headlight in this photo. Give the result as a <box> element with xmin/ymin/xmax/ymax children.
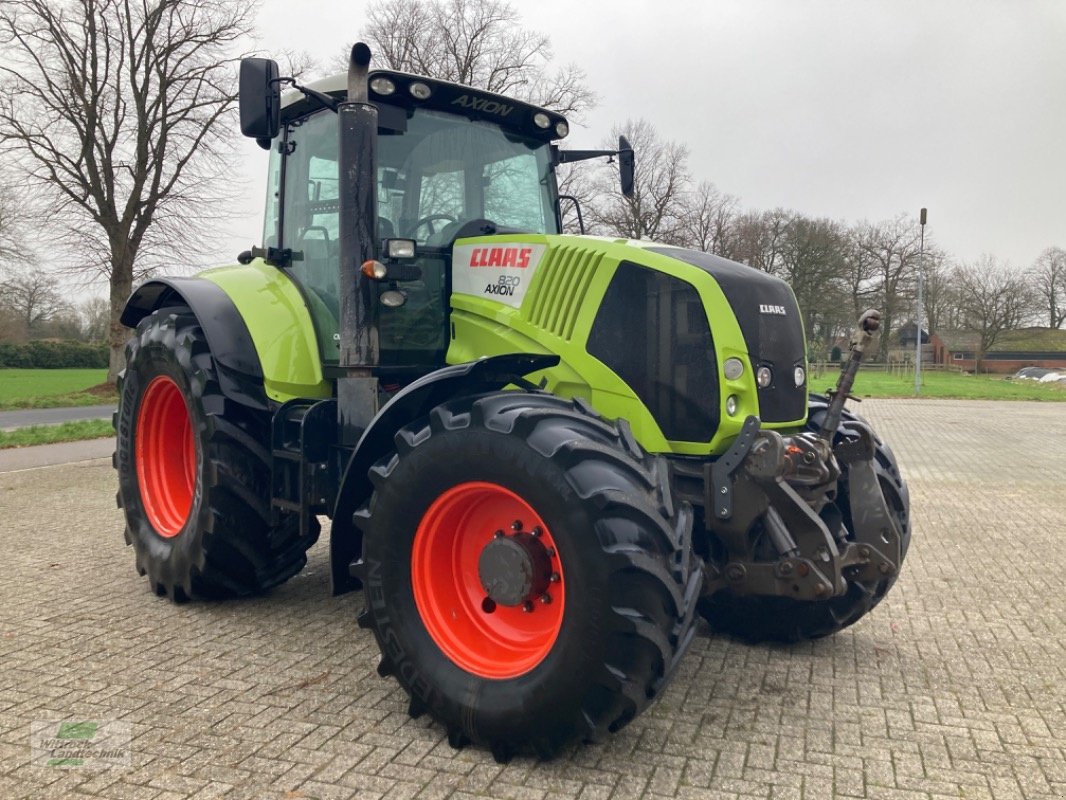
<box><xmin>725</xmin><ymin>395</ymin><xmax>739</xmax><ymax>416</ymax></box>
<box><xmin>756</xmin><ymin>366</ymin><xmax>773</xmax><ymax>388</ymax></box>
<box><xmin>794</xmin><ymin>366</ymin><xmax>806</xmax><ymax>387</ymax></box>
<box><xmin>723</xmin><ymin>357</ymin><xmax>744</xmax><ymax>380</ymax></box>
<box><xmin>380</xmin><ymin>289</ymin><xmax>407</xmax><ymax>308</ymax></box>
<box><xmin>555</xmin><ymin>121</ymin><xmax>569</xmax><ymax>138</ymax></box>
<box><xmin>369</xmin><ymin>77</ymin><xmax>396</xmax><ymax>96</ymax></box>
<box><xmin>409</xmin><ymin>82</ymin><xmax>432</xmax><ymax>100</ymax></box>
<box><xmin>533</xmin><ymin>112</ymin><xmax>551</xmax><ymax>129</ymax></box>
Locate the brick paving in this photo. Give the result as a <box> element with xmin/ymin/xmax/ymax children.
<box><xmin>0</xmin><ymin>398</ymin><xmax>1063</xmax><ymax>799</ymax></box>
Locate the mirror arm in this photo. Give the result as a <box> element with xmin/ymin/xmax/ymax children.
<box><xmin>553</xmin><ymin>147</ymin><xmax>622</xmax><ymax>166</ymax></box>
<box><xmin>274</xmin><ymin>77</ymin><xmax>340</xmax><ymax>114</ymax></box>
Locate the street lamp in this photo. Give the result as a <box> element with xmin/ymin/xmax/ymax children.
<box><xmin>914</xmin><ymin>207</ymin><xmax>927</xmax><ymax>396</ymax></box>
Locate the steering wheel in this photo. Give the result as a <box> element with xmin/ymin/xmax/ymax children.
<box><xmin>411</xmin><ymin>213</ymin><xmax>458</xmax><ymax>239</ymax></box>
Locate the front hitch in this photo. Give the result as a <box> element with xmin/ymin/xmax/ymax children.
<box><xmin>701</xmin><ymin>309</ymin><xmax>902</xmax><ymax>602</ymax></box>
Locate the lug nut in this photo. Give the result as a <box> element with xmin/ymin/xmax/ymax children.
<box><xmin>493</xmin><ymin>530</ymin><xmax>505</xmax><ymax>539</ymax></box>
<box><xmin>511</xmin><ymin>520</ymin><xmax>523</xmax><ymax>531</ymax></box>
<box><xmin>545</xmin><ymin>547</ymin><xmax>556</xmax><ymax>558</ymax></box>
<box><xmin>540</xmin><ymin>593</ymin><xmax>552</xmax><ymax>604</ymax></box>
<box><xmin>522</xmin><ymin>601</ymin><xmax>534</xmax><ymax>613</ymax></box>
<box><xmin>549</xmin><ymin>572</ymin><xmax>560</xmax><ymax>583</ymax></box>
<box><xmin>531</xmin><ymin>526</ymin><xmax>543</xmax><ymax>537</ymax></box>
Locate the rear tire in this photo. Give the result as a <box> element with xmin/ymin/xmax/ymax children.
<box><xmin>355</xmin><ymin>392</ymin><xmax>700</xmax><ymax>760</ymax></box>
<box><xmin>699</xmin><ymin>395</ymin><xmax>911</xmax><ymax>642</ymax></box>
<box><xmin>115</xmin><ymin>306</ymin><xmax>318</xmax><ymax>601</ymax></box>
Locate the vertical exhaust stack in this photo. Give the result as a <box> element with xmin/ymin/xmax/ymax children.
<box><xmin>337</xmin><ymin>43</ymin><xmax>380</xmax><ymax>441</ymax></box>
<box><xmin>338</xmin><ymin>42</ymin><xmax>379</xmax><ymax>373</ymax></box>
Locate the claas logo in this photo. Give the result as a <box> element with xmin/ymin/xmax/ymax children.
<box><xmin>468</xmin><ymin>247</ymin><xmax>533</xmax><ymax>268</ymax></box>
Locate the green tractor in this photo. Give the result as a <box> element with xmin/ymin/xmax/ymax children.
<box><xmin>114</xmin><ymin>44</ymin><xmax>909</xmax><ymax>760</ymax></box>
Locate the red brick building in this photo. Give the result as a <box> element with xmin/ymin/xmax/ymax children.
<box><xmin>930</xmin><ymin>328</ymin><xmax>1066</xmax><ymax>374</ymax></box>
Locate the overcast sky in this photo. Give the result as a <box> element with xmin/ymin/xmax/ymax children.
<box><xmin>227</xmin><ymin>0</ymin><xmax>1065</xmax><ymax>269</ymax></box>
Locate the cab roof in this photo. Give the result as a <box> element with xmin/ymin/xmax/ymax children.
<box><xmin>280</xmin><ymin>70</ymin><xmax>570</xmax><ymax>144</ymax></box>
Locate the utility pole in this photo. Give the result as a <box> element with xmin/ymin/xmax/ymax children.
<box><xmin>914</xmin><ymin>208</ymin><xmax>927</xmax><ymax>396</ymax></box>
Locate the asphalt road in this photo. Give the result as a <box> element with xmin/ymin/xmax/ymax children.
<box><xmin>0</xmin><ymin>404</ymin><xmax>115</xmax><ymax>431</ymax></box>
<box><xmin>0</xmin><ymin>437</ymin><xmax>115</xmax><ymax>473</ymax></box>
<box><xmin>1</xmin><ymin>399</ymin><xmax>1063</xmax><ymax>800</ymax></box>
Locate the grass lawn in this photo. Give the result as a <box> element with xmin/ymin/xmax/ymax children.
<box><xmin>0</xmin><ymin>419</ymin><xmax>114</xmax><ymax>449</ymax></box>
<box><xmin>809</xmin><ymin>367</ymin><xmax>1066</xmax><ymax>401</ymax></box>
<box><xmin>0</xmin><ymin>368</ymin><xmax>116</xmax><ymax>410</ymax></box>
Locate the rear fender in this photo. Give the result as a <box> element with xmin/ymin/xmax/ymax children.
<box><xmin>122</xmin><ymin>262</ymin><xmax>333</xmax><ymax>409</ymax></box>
<box><xmin>121</xmin><ymin>277</ymin><xmax>269</xmax><ymax>410</ymax></box>
<box><xmin>328</xmin><ymin>353</ymin><xmax>560</xmax><ymax>595</ymax></box>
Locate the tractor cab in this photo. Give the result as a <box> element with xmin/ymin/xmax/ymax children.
<box><xmin>249</xmin><ymin>68</ymin><xmax>569</xmax><ymax>376</ymax></box>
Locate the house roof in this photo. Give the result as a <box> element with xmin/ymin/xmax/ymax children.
<box><xmin>934</xmin><ymin>327</ymin><xmax>1066</xmax><ymax>353</ymax></box>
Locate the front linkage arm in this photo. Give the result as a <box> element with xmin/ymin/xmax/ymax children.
<box><xmin>701</xmin><ymin>309</ymin><xmax>902</xmax><ymax>602</ymax></box>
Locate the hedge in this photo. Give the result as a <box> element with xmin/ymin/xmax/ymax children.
<box><xmin>0</xmin><ymin>341</ymin><xmax>109</xmax><ymax>368</ymax></box>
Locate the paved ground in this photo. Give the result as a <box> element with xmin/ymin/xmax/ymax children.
<box><xmin>0</xmin><ymin>399</ymin><xmax>1063</xmax><ymax>800</ymax></box>
<box><xmin>0</xmin><ymin>405</ymin><xmax>115</xmax><ymax>432</ymax></box>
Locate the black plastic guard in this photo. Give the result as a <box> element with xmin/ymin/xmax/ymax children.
<box><xmin>328</xmin><ymin>353</ymin><xmax>560</xmax><ymax>595</ymax></box>
<box><xmin>121</xmin><ymin>277</ymin><xmax>268</xmax><ymax>410</ymax></box>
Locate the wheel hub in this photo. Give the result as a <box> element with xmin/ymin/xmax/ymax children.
<box><xmin>411</xmin><ymin>482</ymin><xmax>566</xmax><ymax>678</ymax></box>
<box><xmin>478</xmin><ymin>531</ymin><xmax>552</xmax><ymax>607</ymax></box>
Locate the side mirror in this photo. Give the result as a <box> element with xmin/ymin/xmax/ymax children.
<box><xmin>239</xmin><ymin>57</ymin><xmax>280</xmax><ymax>141</ymax></box>
<box><xmin>618</xmin><ymin>135</ymin><xmax>635</xmax><ymax>198</ymax></box>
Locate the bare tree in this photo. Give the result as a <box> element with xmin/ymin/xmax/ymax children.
<box><xmin>0</xmin><ymin>0</ymin><xmax>254</xmax><ymax>380</ymax></box>
<box><xmin>854</xmin><ymin>214</ymin><xmax>924</xmax><ymax>359</ymax></box>
<box><xmin>679</xmin><ymin>181</ymin><xmax>738</xmax><ymax>255</ymax></box>
<box><xmin>583</xmin><ymin>119</ymin><xmax>690</xmax><ymax>243</ymax></box>
<box><xmin>1030</xmin><ymin>246</ymin><xmax>1066</xmax><ymax>329</ymax></box>
<box><xmin>80</xmin><ymin>295</ymin><xmax>111</xmax><ymax>342</ymax></box>
<box><xmin>838</xmin><ymin>228</ymin><xmax>878</xmax><ymax>322</ymax></box>
<box><xmin>359</xmin><ymin>0</ymin><xmax>594</xmax><ymax>116</ymax></box>
<box><xmin>777</xmin><ymin>215</ymin><xmax>849</xmax><ymax>345</ymax></box>
<box><xmin>918</xmin><ymin>251</ymin><xmax>955</xmax><ymax>334</ymax></box>
<box><xmin>954</xmin><ymin>257</ymin><xmax>1034</xmax><ymax>372</ymax></box>
<box><xmin>729</xmin><ymin>208</ymin><xmax>792</xmax><ymax>275</ymax></box>
<box><xmin>0</xmin><ymin>268</ymin><xmax>68</xmax><ymax>337</ymax></box>
<box><xmin>0</xmin><ymin>172</ymin><xmax>35</xmax><ymax>266</ymax></box>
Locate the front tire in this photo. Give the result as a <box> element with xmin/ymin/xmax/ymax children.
<box><xmin>115</xmin><ymin>306</ymin><xmax>317</xmax><ymax>601</ymax></box>
<box><xmin>355</xmin><ymin>392</ymin><xmax>700</xmax><ymax>760</ymax></box>
<box><xmin>699</xmin><ymin>395</ymin><xmax>911</xmax><ymax>642</ymax></box>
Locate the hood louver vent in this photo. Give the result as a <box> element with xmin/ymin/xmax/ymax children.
<box><xmin>523</xmin><ymin>246</ymin><xmax>603</xmax><ymax>339</ymax></box>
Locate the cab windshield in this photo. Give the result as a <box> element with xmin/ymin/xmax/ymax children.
<box><xmin>267</xmin><ymin>106</ymin><xmax>559</xmax><ymax>252</ymax></box>
<box><xmin>263</xmin><ymin>105</ymin><xmax>560</xmax><ymax>367</ymax></box>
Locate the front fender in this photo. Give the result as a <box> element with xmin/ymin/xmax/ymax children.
<box><xmin>328</xmin><ymin>353</ymin><xmax>560</xmax><ymax>595</ymax></box>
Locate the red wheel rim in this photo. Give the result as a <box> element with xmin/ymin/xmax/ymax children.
<box><xmin>412</xmin><ymin>481</ymin><xmax>565</xmax><ymax>679</ymax></box>
<box><xmin>135</xmin><ymin>376</ymin><xmax>196</xmax><ymax>538</ymax></box>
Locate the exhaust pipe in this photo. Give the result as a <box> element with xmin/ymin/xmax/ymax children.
<box><xmin>336</xmin><ymin>43</ymin><xmax>380</xmax><ymax>443</ymax></box>
<box><xmin>338</xmin><ymin>42</ymin><xmax>379</xmax><ymax>373</ymax></box>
